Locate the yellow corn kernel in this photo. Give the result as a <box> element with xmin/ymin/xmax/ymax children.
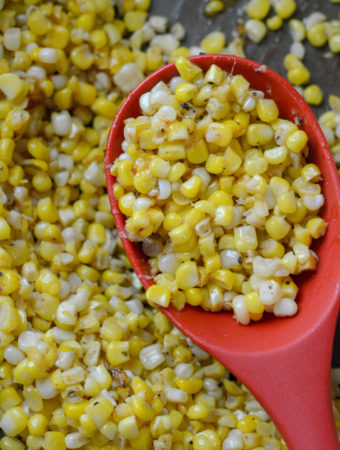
<box><xmin>106</xmin><ymin>341</ymin><xmax>130</xmax><ymax>365</ymax></box>
<box><xmin>92</xmin><ymin>98</ymin><xmax>116</xmax><ymax>118</ymax></box>
<box><xmin>266</xmin><ymin>15</ymin><xmax>283</xmax><ymax>30</ymax></box>
<box><xmin>158</xmin><ymin>143</ymin><xmax>186</xmax><ymax>161</ymax></box>
<box><xmin>294</xmin><ymin>224</ymin><xmax>312</xmax><ymax>246</ymax></box>
<box><xmin>184</xmin><ymin>208</ymin><xmax>205</xmax><ymax>227</ymax></box>
<box><xmin>0</xmin><ymin>387</ymin><xmax>21</xmax><ymax>411</ymax></box>
<box><xmin>307</xmin><ymin>23</ymin><xmax>327</xmax><ymax>47</ymax></box>
<box><xmin>193</xmin><ymin>430</ymin><xmax>221</xmax><ymax>450</ymax></box>
<box><xmin>272</xmin><ymin>0</ymin><xmax>296</xmax><ymax>18</ymax></box>
<box><xmin>206</xmin><ymin>122</ymin><xmax>233</xmax><ymax>147</ymax></box>
<box><xmin>265</xmin><ymin>216</ymin><xmax>291</xmax><ymax>240</ymax></box>
<box><xmin>176</xmin><ymin>377</ymin><xmax>203</xmax><ymax>394</ymax></box>
<box><xmin>0</xmin><ymin>216</ymin><xmax>11</xmax><ymax>240</ymax></box>
<box><xmin>184</xmin><ymin>288</ymin><xmax>204</xmax><ymax>306</ymax></box>
<box><xmin>0</xmin><ymin>406</ymin><xmax>28</xmax><ymax>437</ymax></box>
<box><xmin>175</xmin><ymin>57</ymin><xmax>202</xmax><ymax>81</ymax></box>
<box><xmin>187</xmin><ymin>140</ymin><xmax>209</xmax><ymax>164</ymax></box>
<box><xmin>0</xmin><ymin>437</ymin><xmax>25</xmax><ymax>450</ymax></box>
<box><xmin>289</xmin><ymin>18</ymin><xmax>306</xmax><ymax>41</ymax></box>
<box><xmin>118</xmin><ymin>192</ymin><xmax>135</xmax><ymax>216</ymax></box>
<box><xmin>118</xmin><ymin>415</ymin><xmax>139</xmax><ymax>439</ymax></box>
<box><xmin>186</xmin><ymin>403</ymin><xmax>210</xmax><ymax>420</ymax></box>
<box><xmin>246</xmin><ymin>0</ymin><xmax>270</xmax><ymax>19</ymax></box>
<box><xmin>209</xmin><ymin>190</ymin><xmax>233</xmax><ymax>207</ymax></box>
<box><xmin>146</xmin><ymin>284</ymin><xmax>171</xmax><ymax>307</ymax></box>
<box><xmin>286</xmin><ymin>130</ymin><xmax>308</xmax><ymax>152</ymax></box>
<box><xmin>304</xmin><ymin>84</ymin><xmax>323</xmax><ymax>106</ymax></box>
<box><xmin>168</xmin><ymin>162</ymin><xmax>187</xmax><ymax>182</ymax></box>
<box><xmin>287</xmin><ymin>65</ymin><xmax>310</xmax><ymax>86</ymax></box>
<box><xmin>27</xmin><ymin>414</ymin><xmax>48</xmax><ymax>436</ymax></box>
<box><xmin>204</xmin><ymin>254</ymin><xmax>221</xmax><ymax>273</ymax></box>
<box><xmin>44</xmin><ymin>432</ymin><xmax>66</xmax><ymax>450</ymax></box>
<box><xmin>180</xmin><ymin>175</ymin><xmax>202</xmax><ymax>199</ymax></box>
<box><xmin>169</xmin><ymin>223</ymin><xmax>193</xmax><ymax>245</ymax></box>
<box><xmin>264</xmin><ymin>145</ymin><xmax>288</xmax><ymax>164</ymax></box>
<box><xmin>237</xmin><ymin>414</ymin><xmax>261</xmax><ymax>433</ymax></box>
<box><xmin>244</xmin><ymin>291</ymin><xmax>265</xmax><ymax>314</ymax></box>
<box><xmin>201</xmin><ymin>31</ymin><xmax>226</xmax><ymax>53</ymax></box>
<box><xmin>205</xmin><ymin>64</ymin><xmax>224</xmax><ymax>85</ymax></box>
<box><xmin>204</xmin><ymin>0</ymin><xmax>225</xmax><ymax>15</ymax></box>
<box><xmin>260</xmin><ymin>239</ymin><xmax>285</xmax><ymax>258</ymax></box>
<box><xmin>175</xmin><ymin>82</ymin><xmax>198</xmax><ymax>103</ymax></box>
<box><xmin>306</xmin><ymin>217</ymin><xmax>327</xmax><ymax>239</ymax></box>
<box><xmin>329</xmin><ymin>34</ymin><xmax>340</xmax><ymax>53</ymax></box>
<box><xmin>246</xmin><ymin>124</ymin><xmax>273</xmax><ymax>146</ymax></box>
<box><xmin>0</xmin><ymin>73</ymin><xmax>26</xmax><ymax>101</ymax></box>
<box><xmin>0</xmin><ymin>271</ymin><xmax>20</xmax><ymax>296</ymax></box>
<box><xmin>175</xmin><ymin>261</ymin><xmax>199</xmax><ymax>289</ymax></box>
<box><xmin>234</xmin><ymin>225</ymin><xmax>258</xmax><ymax>252</ymax></box>
<box><xmin>256</xmin><ymin>99</ymin><xmax>279</xmax><ymax>122</ymax></box>
<box><xmin>230</xmin><ymin>74</ymin><xmax>250</xmax><ymax>98</ymax></box>
<box><xmin>130</xmin><ymin>395</ymin><xmax>154</xmax><ymax>422</ymax></box>
<box><xmin>276</xmin><ymin>191</ymin><xmax>297</xmax><ymax>214</ymax></box>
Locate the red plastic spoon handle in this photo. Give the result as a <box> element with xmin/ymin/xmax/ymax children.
<box><xmin>209</xmin><ymin>312</ymin><xmax>340</xmax><ymax>449</ymax></box>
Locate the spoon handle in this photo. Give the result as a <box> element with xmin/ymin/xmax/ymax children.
<box><xmin>213</xmin><ymin>319</ymin><xmax>339</xmax><ymax>449</ymax></box>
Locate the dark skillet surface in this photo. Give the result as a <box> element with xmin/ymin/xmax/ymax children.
<box><xmin>150</xmin><ymin>0</ymin><xmax>340</xmax><ymax>366</ymax></box>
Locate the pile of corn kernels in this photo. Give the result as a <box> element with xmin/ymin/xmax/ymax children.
<box><xmin>0</xmin><ymin>0</ymin><xmax>339</xmax><ymax>449</ymax></box>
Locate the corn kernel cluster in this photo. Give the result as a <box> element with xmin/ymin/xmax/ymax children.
<box><xmin>112</xmin><ymin>58</ymin><xmax>326</xmax><ymax>324</ymax></box>
<box><xmin>0</xmin><ymin>0</ymin><xmax>339</xmax><ymax>448</ymax></box>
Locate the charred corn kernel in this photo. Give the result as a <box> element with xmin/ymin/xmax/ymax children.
<box><xmin>175</xmin><ymin>83</ymin><xmax>198</xmax><ymax>103</ymax></box>
<box><xmin>44</xmin><ymin>432</ymin><xmax>66</xmax><ymax>450</ymax></box>
<box><xmin>146</xmin><ymin>285</ymin><xmax>171</xmax><ymax>307</ymax></box>
<box><xmin>180</xmin><ymin>175</ymin><xmax>202</xmax><ymax>198</ymax></box>
<box><xmin>256</xmin><ymin>99</ymin><xmax>279</xmax><ymax>122</ymax></box>
<box><xmin>246</xmin><ymin>124</ymin><xmax>273</xmax><ymax>146</ymax></box>
<box><xmin>306</xmin><ymin>217</ymin><xmax>328</xmax><ymax>239</ymax></box>
<box><xmin>304</xmin><ymin>84</ymin><xmax>323</xmax><ymax>106</ymax></box>
<box><xmin>244</xmin><ymin>292</ymin><xmax>264</xmax><ymax>314</ymax></box>
<box><xmin>0</xmin><ymin>406</ymin><xmax>28</xmax><ymax>437</ymax></box>
<box><xmin>201</xmin><ymin>31</ymin><xmax>226</xmax><ymax>53</ymax></box>
<box><xmin>175</xmin><ymin>57</ymin><xmax>202</xmax><ymax>81</ymax></box>
<box><xmin>265</xmin><ymin>216</ymin><xmax>291</xmax><ymax>240</ymax></box>
<box><xmin>287</xmin><ymin>65</ymin><xmax>310</xmax><ymax>86</ymax></box>
<box><xmin>286</xmin><ymin>130</ymin><xmax>308</xmax><ymax>152</ymax></box>
<box><xmin>272</xmin><ymin>0</ymin><xmax>296</xmax><ymax>18</ymax></box>
<box><xmin>106</xmin><ymin>341</ymin><xmax>130</xmax><ymax>365</ymax></box>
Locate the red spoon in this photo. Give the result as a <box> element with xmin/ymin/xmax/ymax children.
<box><xmin>105</xmin><ymin>54</ymin><xmax>340</xmax><ymax>449</ymax></box>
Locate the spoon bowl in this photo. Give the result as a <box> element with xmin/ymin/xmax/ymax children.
<box><xmin>106</xmin><ymin>54</ymin><xmax>340</xmax><ymax>449</ymax></box>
